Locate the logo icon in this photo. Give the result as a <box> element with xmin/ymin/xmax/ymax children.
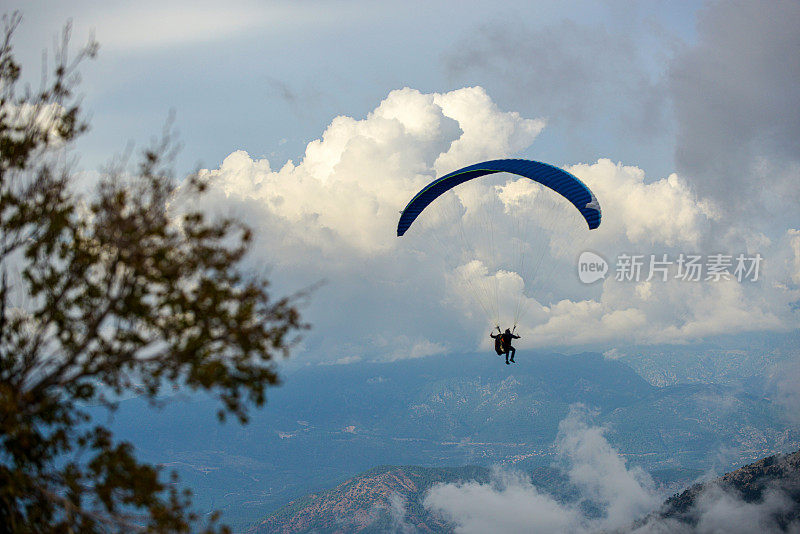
<box><xmin>578</xmin><ymin>251</ymin><xmax>608</xmax><ymax>284</ymax></box>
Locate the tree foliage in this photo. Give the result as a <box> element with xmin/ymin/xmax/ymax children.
<box><xmin>0</xmin><ymin>14</ymin><xmax>307</xmax><ymax>532</ymax></box>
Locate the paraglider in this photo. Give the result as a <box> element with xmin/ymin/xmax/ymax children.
<box><xmin>396</xmin><ymin>158</ymin><xmax>601</xmax><ymax>363</ymax></box>
<box><xmin>397</xmin><ymin>159</ymin><xmax>601</xmax><ymax>237</ymax></box>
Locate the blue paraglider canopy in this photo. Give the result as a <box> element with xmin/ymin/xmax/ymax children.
<box><xmin>397</xmin><ymin>159</ymin><xmax>601</xmax><ymax>236</ymax></box>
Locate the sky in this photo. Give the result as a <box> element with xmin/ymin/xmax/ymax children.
<box><xmin>7</xmin><ymin>0</ymin><xmax>800</xmax><ymax>367</ymax></box>
<box><xmin>6</xmin><ymin>3</ymin><xmax>800</xmax><ymax>531</ymax></box>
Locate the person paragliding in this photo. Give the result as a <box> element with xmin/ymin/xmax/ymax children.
<box><xmin>490</xmin><ymin>328</ymin><xmax>520</xmax><ymax>365</ymax></box>
<box><xmin>396</xmin><ymin>158</ymin><xmax>601</xmax><ymax>366</ymax></box>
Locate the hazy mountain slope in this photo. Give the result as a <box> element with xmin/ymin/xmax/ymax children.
<box><xmin>613</xmin><ymin>332</ymin><xmax>800</xmax><ymax>387</ymax></box>
<box><xmin>248</xmin><ymin>465</ymin><xmax>490</xmax><ymax>534</ymax></box>
<box><xmin>91</xmin><ymin>352</ymin><xmax>799</xmax><ymax>527</ymax></box>
<box><xmin>250</xmin><ymin>451</ymin><xmax>800</xmax><ymax>534</ymax></box>
<box><xmin>247</xmin><ymin>464</ymin><xmax>585</xmax><ymax>534</ymax></box>
<box><xmin>634</xmin><ymin>449</ymin><xmax>800</xmax><ymax>532</ymax></box>
<box><xmin>604</xmin><ymin>383</ymin><xmax>793</xmax><ymax>463</ymax></box>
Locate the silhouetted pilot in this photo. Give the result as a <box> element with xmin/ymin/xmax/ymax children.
<box><xmin>490</xmin><ymin>328</ymin><xmax>520</xmax><ymax>364</ymax></box>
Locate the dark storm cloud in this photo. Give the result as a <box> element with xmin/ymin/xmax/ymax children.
<box><xmin>669</xmin><ymin>0</ymin><xmax>800</xmax><ymax>218</ymax></box>
<box><xmin>442</xmin><ymin>19</ymin><xmax>667</xmax><ymax>140</ymax></box>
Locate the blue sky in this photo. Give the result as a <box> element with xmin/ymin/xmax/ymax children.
<box><xmin>11</xmin><ymin>1</ymin><xmax>698</xmax><ymax>176</ymax></box>
<box><xmin>7</xmin><ymin>1</ymin><xmax>799</xmax><ymax>368</ymax></box>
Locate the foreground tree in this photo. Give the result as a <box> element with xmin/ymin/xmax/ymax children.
<box><xmin>0</xmin><ymin>15</ymin><xmax>306</xmax><ymax>532</ymax></box>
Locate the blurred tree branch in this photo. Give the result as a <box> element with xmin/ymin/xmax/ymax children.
<box><xmin>0</xmin><ymin>13</ymin><xmax>308</xmax><ymax>532</ymax></box>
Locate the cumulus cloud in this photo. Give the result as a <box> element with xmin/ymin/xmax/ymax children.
<box><xmin>423</xmin><ymin>406</ymin><xmax>659</xmax><ymax>533</ymax></box>
<box><xmin>555</xmin><ymin>406</ymin><xmax>660</xmax><ymax>529</ymax></box>
<box><xmin>529</xmin><ymin>274</ymin><xmax>788</xmax><ymax>347</ymax></box>
<box><xmin>425</xmin><ymin>407</ymin><xmax>800</xmax><ymax>534</ymax></box>
<box><xmin>180</xmin><ymin>87</ymin><xmax>547</xmax><ymax>360</ymax></box>
<box><xmin>179</xmin><ymin>83</ymin><xmax>797</xmax><ymax>361</ymax></box>
<box><xmin>193</xmin><ymin>86</ymin><xmax>541</xmax><ymax>257</ymax></box>
<box><xmin>570</xmin><ymin>159</ymin><xmax>718</xmax><ymax>248</ymax></box>
<box><xmin>424</xmin><ymin>469</ymin><xmax>582</xmax><ymax>534</ymax></box>
<box><xmin>504</xmin><ymin>159</ymin><xmax>795</xmax><ymax>347</ymax></box>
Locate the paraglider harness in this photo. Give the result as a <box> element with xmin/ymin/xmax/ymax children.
<box><xmin>492</xmin><ymin>325</ymin><xmax>516</xmax><ymax>355</ymax></box>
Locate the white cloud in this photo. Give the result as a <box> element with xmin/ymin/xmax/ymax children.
<box><xmin>632</xmin><ymin>482</ymin><xmax>800</xmax><ymax>534</ymax></box>
<box><xmin>423</xmin><ymin>406</ymin><xmax>659</xmax><ymax>533</ymax></box>
<box><xmin>556</xmin><ymin>407</ymin><xmax>660</xmax><ymax>530</ymax></box>
<box><xmin>432</xmin><ymin>89</ymin><xmax>545</xmax><ymax>173</ymax></box>
<box><xmin>386</xmin><ymin>493</ymin><xmax>417</xmax><ymax>534</ymax></box>
<box><xmin>570</xmin><ymin>159</ymin><xmax>718</xmax><ymax>248</ymax></box>
<box><xmin>179</xmin><ymin>86</ymin><xmax>546</xmax><ymax>361</ymax></box>
<box><xmin>177</xmin><ymin>85</ymin><xmax>798</xmax><ymax>362</ymax></box>
<box><xmin>528</xmin><ymin>298</ymin><xmax>646</xmax><ymax>346</ymax></box>
<box><xmin>424</xmin><ymin>469</ymin><xmax>582</xmax><ymax>534</ymax></box>
<box><xmin>426</xmin><ymin>407</ymin><xmax>800</xmax><ymax>534</ymax></box>
<box><xmin>194</xmin><ymin>86</ymin><xmax>540</xmax><ymax>257</ymax></box>
<box><xmin>693</xmin><ymin>485</ymin><xmax>798</xmax><ymax>534</ymax></box>
<box><xmin>527</xmin><ymin>274</ymin><xmax>788</xmax><ymax>347</ymax></box>
<box><xmin>514</xmin><ymin>159</ymin><xmax>798</xmax><ymax>347</ymax></box>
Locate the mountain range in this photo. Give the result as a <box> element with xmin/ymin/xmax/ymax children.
<box><xmin>247</xmin><ymin>450</ymin><xmax>800</xmax><ymax>533</ymax></box>
<box><xmin>94</xmin><ymin>351</ymin><xmax>799</xmax><ymax>528</ymax></box>
<box><xmin>636</xmin><ymin>449</ymin><xmax>800</xmax><ymax>532</ymax></box>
